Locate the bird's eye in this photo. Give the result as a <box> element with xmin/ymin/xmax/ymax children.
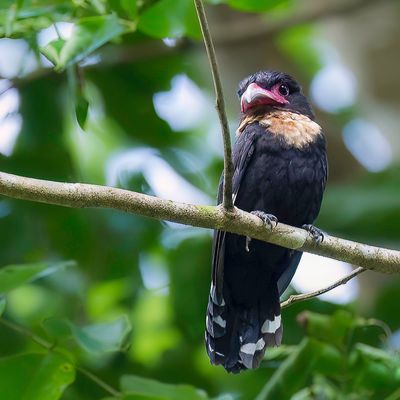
<box><xmin>278</xmin><ymin>84</ymin><xmax>289</xmax><ymax>96</ymax></box>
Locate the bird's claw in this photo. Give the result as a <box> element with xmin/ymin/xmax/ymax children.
<box><xmin>246</xmin><ymin>211</ymin><xmax>278</xmax><ymax>252</ymax></box>
<box><xmin>302</xmin><ymin>224</ymin><xmax>324</xmax><ymax>244</ymax></box>
<box><xmin>251</xmin><ymin>211</ymin><xmax>278</xmax><ymax>230</ymax></box>
<box><xmin>245</xmin><ymin>236</ymin><xmax>251</xmax><ymax>252</ymax></box>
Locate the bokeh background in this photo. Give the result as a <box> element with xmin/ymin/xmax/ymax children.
<box><xmin>0</xmin><ymin>0</ymin><xmax>400</xmax><ymax>399</ymax></box>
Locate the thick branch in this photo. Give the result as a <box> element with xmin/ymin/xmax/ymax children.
<box><xmin>281</xmin><ymin>267</ymin><xmax>366</xmax><ymax>309</ymax></box>
<box><xmin>193</xmin><ymin>0</ymin><xmax>234</xmax><ymax>210</ymax></box>
<box><xmin>0</xmin><ymin>171</ymin><xmax>400</xmax><ymax>273</ymax></box>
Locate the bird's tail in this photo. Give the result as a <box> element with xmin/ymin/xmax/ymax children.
<box><xmin>205</xmin><ymin>282</ymin><xmax>282</xmax><ymax>373</ymax></box>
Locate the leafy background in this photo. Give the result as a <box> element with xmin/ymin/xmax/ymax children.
<box><xmin>0</xmin><ymin>0</ymin><xmax>400</xmax><ymax>399</ymax></box>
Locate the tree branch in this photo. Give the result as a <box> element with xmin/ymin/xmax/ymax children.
<box><xmin>193</xmin><ymin>0</ymin><xmax>234</xmax><ymax>210</ymax></box>
<box><xmin>281</xmin><ymin>266</ymin><xmax>366</xmax><ymax>309</ymax></box>
<box><xmin>0</xmin><ymin>171</ymin><xmax>400</xmax><ymax>273</ymax></box>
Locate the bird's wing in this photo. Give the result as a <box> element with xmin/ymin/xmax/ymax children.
<box><xmin>277</xmin><ymin>250</ymin><xmax>302</xmax><ymax>295</ymax></box>
<box><xmin>212</xmin><ymin>128</ymin><xmax>257</xmax><ymax>301</ymax></box>
<box><xmin>277</xmin><ymin>140</ymin><xmax>328</xmax><ymax>296</ymax></box>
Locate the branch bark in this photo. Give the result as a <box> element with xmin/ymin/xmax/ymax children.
<box><xmin>193</xmin><ymin>0</ymin><xmax>234</xmax><ymax>210</ymax></box>
<box><xmin>0</xmin><ymin>171</ymin><xmax>399</xmax><ymax>274</ymax></box>
<box><xmin>281</xmin><ymin>267</ymin><xmax>366</xmax><ymax>309</ymax></box>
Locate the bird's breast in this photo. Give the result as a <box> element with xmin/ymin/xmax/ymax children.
<box><xmin>235</xmin><ymin>133</ymin><xmax>326</xmax><ymax>226</ymax></box>
<box><xmin>237</xmin><ymin>109</ymin><xmax>322</xmax><ymax>149</ymax></box>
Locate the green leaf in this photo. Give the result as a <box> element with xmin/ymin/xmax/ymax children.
<box><xmin>255</xmin><ymin>338</ymin><xmax>328</xmax><ymax>400</ymax></box>
<box><xmin>349</xmin><ymin>344</ymin><xmax>400</xmax><ymax>391</ymax></box>
<box><xmin>107</xmin><ymin>0</ymin><xmax>137</xmax><ymax>20</ymax></box>
<box><xmin>43</xmin><ymin>316</ymin><xmax>132</xmax><ymax>354</ymax></box>
<box><xmin>56</xmin><ymin>14</ymin><xmax>134</xmax><ymax>70</ymax></box>
<box><xmin>297</xmin><ymin>310</ymin><xmax>355</xmax><ymax>347</ymax></box>
<box><xmin>121</xmin><ymin>0</ymin><xmax>137</xmax><ymax>20</ymax></box>
<box><xmin>138</xmin><ymin>0</ymin><xmax>200</xmax><ymax>39</ymax></box>
<box><xmin>40</xmin><ymin>38</ymin><xmax>65</xmax><ymax>67</ymax></box>
<box><xmin>264</xmin><ymin>345</ymin><xmax>296</xmax><ymax>361</ymax></box>
<box><xmin>74</xmin><ymin>316</ymin><xmax>131</xmax><ymax>353</ymax></box>
<box><xmin>73</xmin><ymin>315</ymin><xmax>132</xmax><ymax>353</ymax></box>
<box><xmin>0</xmin><ymin>297</ymin><xmax>6</xmax><ymax>316</ymax></box>
<box><xmin>120</xmin><ymin>375</ymin><xmax>209</xmax><ymax>399</ymax></box>
<box><xmin>0</xmin><ymin>261</ymin><xmax>76</xmax><ymax>294</ymax></box>
<box><xmin>5</xmin><ymin>4</ymin><xmax>16</xmax><ymax>37</ymax></box>
<box><xmin>292</xmin><ymin>375</ymin><xmax>340</xmax><ymax>400</ymax></box>
<box><xmin>75</xmin><ymin>93</ymin><xmax>89</xmax><ymax>129</ymax></box>
<box><xmin>65</xmin><ymin>65</ymin><xmax>90</xmax><ymax>130</ymax></box>
<box><xmin>42</xmin><ymin>318</ymin><xmax>72</xmax><ymax>339</ymax></box>
<box><xmin>227</xmin><ymin>0</ymin><xmax>290</xmax><ymax>12</ymax></box>
<box><xmin>90</xmin><ymin>0</ymin><xmax>107</xmax><ymax>14</ymax></box>
<box><xmin>0</xmin><ymin>352</ymin><xmax>75</xmax><ymax>400</ymax></box>
<box><xmin>352</xmin><ymin>343</ymin><xmax>395</xmax><ymax>363</ymax></box>
<box><xmin>4</xmin><ymin>0</ymin><xmax>24</xmax><ymax>36</ymax></box>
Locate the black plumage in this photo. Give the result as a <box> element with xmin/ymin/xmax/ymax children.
<box><xmin>205</xmin><ymin>70</ymin><xmax>328</xmax><ymax>373</ymax></box>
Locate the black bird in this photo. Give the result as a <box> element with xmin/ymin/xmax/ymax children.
<box><xmin>205</xmin><ymin>70</ymin><xmax>327</xmax><ymax>373</ymax></box>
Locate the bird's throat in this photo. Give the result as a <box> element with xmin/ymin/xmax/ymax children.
<box><xmin>237</xmin><ymin>110</ymin><xmax>322</xmax><ymax>149</ymax></box>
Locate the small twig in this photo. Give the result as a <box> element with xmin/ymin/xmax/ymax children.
<box><xmin>0</xmin><ymin>317</ymin><xmax>122</xmax><ymax>398</ymax></box>
<box><xmin>53</xmin><ymin>21</ymin><xmax>63</xmax><ymax>39</ymax></box>
<box><xmin>365</xmin><ymin>318</ymin><xmax>392</xmax><ymax>341</ymax></box>
<box><xmin>0</xmin><ymin>81</ymin><xmax>14</xmax><ymax>97</ymax></box>
<box><xmin>281</xmin><ymin>267</ymin><xmax>366</xmax><ymax>308</ymax></box>
<box><xmin>193</xmin><ymin>0</ymin><xmax>234</xmax><ymax>210</ymax></box>
<box><xmin>0</xmin><ymin>318</ymin><xmax>53</xmax><ymax>350</ymax></box>
<box><xmin>77</xmin><ymin>367</ymin><xmax>121</xmax><ymax>398</ymax></box>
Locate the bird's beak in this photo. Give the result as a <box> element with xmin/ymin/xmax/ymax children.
<box><xmin>240</xmin><ymin>83</ymin><xmax>288</xmax><ymax>113</ymax></box>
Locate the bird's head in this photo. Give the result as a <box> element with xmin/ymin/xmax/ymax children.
<box><xmin>238</xmin><ymin>70</ymin><xmax>314</xmax><ymax>119</ymax></box>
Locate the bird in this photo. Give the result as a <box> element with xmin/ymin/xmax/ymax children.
<box><xmin>205</xmin><ymin>70</ymin><xmax>328</xmax><ymax>373</ymax></box>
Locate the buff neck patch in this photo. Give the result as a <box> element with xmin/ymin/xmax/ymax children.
<box><xmin>237</xmin><ymin>109</ymin><xmax>322</xmax><ymax>149</ymax></box>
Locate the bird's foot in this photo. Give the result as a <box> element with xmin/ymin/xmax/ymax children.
<box><xmin>245</xmin><ymin>212</ymin><xmax>278</xmax><ymax>252</ymax></box>
<box><xmin>250</xmin><ymin>211</ymin><xmax>278</xmax><ymax>230</ymax></box>
<box><xmin>302</xmin><ymin>224</ymin><xmax>324</xmax><ymax>244</ymax></box>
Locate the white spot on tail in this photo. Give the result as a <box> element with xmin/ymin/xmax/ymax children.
<box><xmin>256</xmin><ymin>338</ymin><xmax>265</xmax><ymax>351</ymax></box>
<box><xmin>240</xmin><ymin>343</ymin><xmax>256</xmax><ymax>355</ymax></box>
<box><xmin>210</xmin><ymin>283</ymin><xmax>225</xmax><ymax>306</ymax></box>
<box><xmin>261</xmin><ymin>314</ymin><xmax>281</xmax><ymax>334</ymax></box>
<box><xmin>207</xmin><ymin>341</ymin><xmax>214</xmax><ymax>353</ymax></box>
<box><xmin>240</xmin><ymin>338</ymin><xmax>265</xmax><ymax>355</ymax></box>
<box><xmin>214</xmin><ymin>315</ymin><xmax>226</xmax><ymax>328</ymax></box>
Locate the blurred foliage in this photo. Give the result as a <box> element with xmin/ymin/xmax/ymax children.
<box><xmin>0</xmin><ymin>0</ymin><xmax>399</xmax><ymax>399</ymax></box>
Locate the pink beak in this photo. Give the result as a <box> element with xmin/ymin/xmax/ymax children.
<box><xmin>240</xmin><ymin>83</ymin><xmax>288</xmax><ymax>113</ymax></box>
